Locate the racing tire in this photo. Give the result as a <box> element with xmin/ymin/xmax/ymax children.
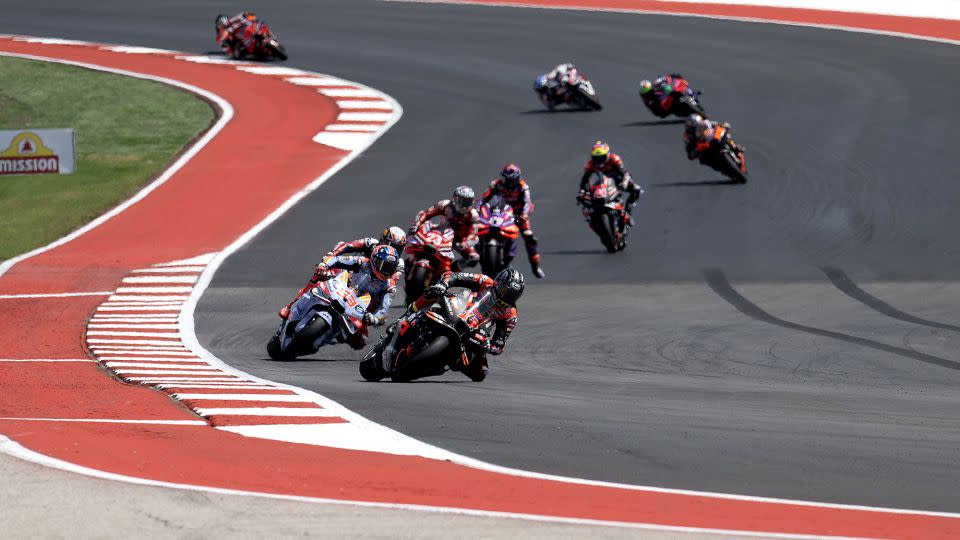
<box><xmin>391</xmin><ymin>336</ymin><xmax>449</xmax><ymax>382</ymax></box>
<box><xmin>593</xmin><ymin>213</ymin><xmax>617</xmax><ymax>253</ymax></box>
<box><xmin>290</xmin><ymin>317</ymin><xmax>329</xmax><ymax>356</ymax></box>
<box><xmin>359</xmin><ymin>357</ymin><xmax>386</xmax><ymax>382</ymax></box>
<box><xmin>266</xmin><ymin>334</ymin><xmax>295</xmax><ymax>361</ymax></box>
<box><xmin>480</xmin><ymin>242</ymin><xmax>502</xmax><ymax>277</ymax></box>
<box><xmin>405</xmin><ymin>266</ymin><xmax>429</xmax><ymax>306</ymax></box>
<box><xmin>675</xmin><ymin>96</ymin><xmax>706</xmax><ymax>118</ymax></box>
<box><xmin>721</xmin><ymin>151</ymin><xmax>748</xmax><ymax>184</ymax></box>
<box><xmin>265</xmin><ymin>40</ymin><xmax>288</xmax><ymax>61</ymax></box>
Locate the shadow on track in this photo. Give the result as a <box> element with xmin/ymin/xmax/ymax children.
<box><xmin>821</xmin><ymin>267</ymin><xmax>960</xmax><ymax>332</ymax></box>
<box><xmin>655</xmin><ymin>179</ymin><xmax>739</xmax><ymax>187</ymax></box>
<box><xmin>543</xmin><ymin>248</ymin><xmax>609</xmax><ymax>255</ymax></box>
<box><xmin>622</xmin><ymin>119</ymin><xmax>686</xmax><ymax>127</ymax></box>
<box><xmin>522</xmin><ymin>108</ymin><xmax>593</xmax><ymax>114</ymax></box>
<box><xmin>704</xmin><ymin>269</ymin><xmax>960</xmax><ymax>371</ymax></box>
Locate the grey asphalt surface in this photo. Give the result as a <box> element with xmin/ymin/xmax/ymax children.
<box><xmin>5</xmin><ymin>0</ymin><xmax>960</xmax><ymax>515</ymax></box>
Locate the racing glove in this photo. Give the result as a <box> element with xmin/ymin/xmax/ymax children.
<box><xmin>363</xmin><ymin>312</ymin><xmax>379</xmax><ymax>326</ymax></box>
<box><xmin>424</xmin><ymin>283</ymin><xmax>448</xmax><ymax>299</ymax></box>
<box><xmin>311</xmin><ymin>267</ymin><xmax>334</xmax><ymax>282</ymax></box>
<box><xmin>489</xmin><ymin>337</ymin><xmax>505</xmax><ymax>356</ymax></box>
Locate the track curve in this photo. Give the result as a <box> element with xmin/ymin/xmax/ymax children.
<box><xmin>5</xmin><ymin>0</ymin><xmax>959</xmax><ymax>513</ymax></box>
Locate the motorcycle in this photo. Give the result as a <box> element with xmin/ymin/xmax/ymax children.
<box><xmin>535</xmin><ymin>75</ymin><xmax>602</xmax><ymax>111</ymax></box>
<box><xmin>359</xmin><ymin>289</ymin><xmax>492</xmax><ymax>383</ymax></box>
<box><xmin>476</xmin><ymin>196</ymin><xmax>520</xmax><ymax>277</ymax></box>
<box><xmin>266</xmin><ymin>271</ymin><xmax>370</xmax><ymax>360</ymax></box>
<box><xmin>696</xmin><ymin>127</ymin><xmax>748</xmax><ymax>184</ymax></box>
<box><xmin>402</xmin><ymin>221</ymin><xmax>457</xmax><ymax>305</ymax></box>
<box><xmin>579</xmin><ymin>173</ymin><xmax>630</xmax><ymax>253</ymax></box>
<box><xmin>642</xmin><ymin>80</ymin><xmax>705</xmax><ymax>118</ymax></box>
<box><xmin>216</xmin><ymin>17</ymin><xmax>288</xmax><ymax>61</ymax></box>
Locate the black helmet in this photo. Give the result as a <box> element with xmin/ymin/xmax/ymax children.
<box><xmin>493</xmin><ymin>268</ymin><xmax>524</xmax><ymax>305</ymax></box>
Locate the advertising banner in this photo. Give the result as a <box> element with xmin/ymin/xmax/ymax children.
<box><xmin>0</xmin><ymin>129</ymin><xmax>76</xmax><ymax>176</ymax></box>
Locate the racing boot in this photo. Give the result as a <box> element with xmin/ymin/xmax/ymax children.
<box><xmin>528</xmin><ymin>253</ymin><xmax>545</xmax><ymax>279</ymax></box>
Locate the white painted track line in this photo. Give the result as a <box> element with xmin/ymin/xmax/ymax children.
<box><xmin>195</xmin><ymin>408</ymin><xmax>339</xmax><ymax>417</ymax></box>
<box><xmin>0</xmin><ymin>417</ymin><xmax>205</xmax><ymax>425</ymax></box>
<box><xmin>0</xmin><ymin>358</ymin><xmax>93</xmax><ymax>363</ymax></box>
<box><xmin>337</xmin><ymin>112</ymin><xmax>393</xmax><ymax>121</ymax></box>
<box><xmin>285</xmin><ymin>76</ymin><xmax>351</xmax><ymax>86</ymax></box>
<box><xmin>121</xmin><ymin>276</ymin><xmax>198</xmax><ymax>284</ymax></box>
<box><xmin>132</xmin><ymin>266</ymin><xmax>205</xmax><ymax>273</ymax></box>
<box><xmin>0</xmin><ymin>291</ymin><xmax>112</xmax><ymax>299</ymax></box>
<box><xmin>88</xmin><ymin>324</ymin><xmax>179</xmax><ymax>330</ymax></box>
<box><xmin>174</xmin><ymin>394</ymin><xmax>313</xmax><ymax>402</ymax></box>
<box><xmin>335</xmin><ymin>100</ymin><xmax>393</xmax><ymax>110</ymax></box>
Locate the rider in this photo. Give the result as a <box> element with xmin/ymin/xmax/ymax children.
<box><xmin>579</xmin><ymin>141</ymin><xmax>643</xmax><ymax>214</ymax></box>
<box><xmin>295</xmin><ymin>246</ymin><xmax>401</xmax><ymax>349</ymax></box>
<box><xmin>480</xmin><ymin>164</ymin><xmax>544</xmax><ymax>279</ymax></box>
<box><xmin>325</xmin><ymin>226</ymin><xmax>407</xmax><ymax>264</ymax></box>
<box><xmin>409</xmin><ymin>186</ymin><xmax>480</xmax><ymax>269</ymax></box>
<box><xmin>409</xmin><ymin>268</ymin><xmax>524</xmax><ymax>381</ymax></box>
<box><xmin>683</xmin><ymin>114</ymin><xmax>741</xmax><ymax>168</ymax></box>
<box><xmin>215</xmin><ymin>11</ymin><xmax>262</xmax><ymax>59</ymax></box>
<box><xmin>536</xmin><ymin>63</ymin><xmax>583</xmax><ymax>103</ymax></box>
<box><xmin>638</xmin><ymin>72</ymin><xmax>690</xmax><ymax>117</ymax></box>
<box><xmin>278</xmin><ymin>230</ymin><xmax>405</xmax><ymax>320</ymax></box>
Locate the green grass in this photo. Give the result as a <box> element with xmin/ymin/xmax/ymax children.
<box><xmin>0</xmin><ymin>56</ymin><xmax>214</xmax><ymax>260</ymax></box>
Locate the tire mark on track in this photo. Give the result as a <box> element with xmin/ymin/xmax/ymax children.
<box><xmin>704</xmin><ymin>268</ymin><xmax>960</xmax><ymax>371</ymax></box>
<box><xmin>821</xmin><ymin>267</ymin><xmax>960</xmax><ymax>332</ymax></box>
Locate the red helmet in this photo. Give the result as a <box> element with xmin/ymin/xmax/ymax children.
<box><xmin>380</xmin><ymin>226</ymin><xmax>406</xmax><ymax>252</ymax></box>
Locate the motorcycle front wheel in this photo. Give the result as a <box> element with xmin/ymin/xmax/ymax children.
<box><xmin>290</xmin><ymin>317</ymin><xmax>329</xmax><ymax>356</ymax></box>
<box><xmin>721</xmin><ymin>151</ymin><xmax>748</xmax><ymax>184</ymax></box>
<box><xmin>266</xmin><ymin>333</ymin><xmax>295</xmax><ymax>361</ymax></box>
<box><xmin>391</xmin><ymin>335</ymin><xmax>449</xmax><ymax>382</ymax></box>
<box><xmin>592</xmin><ymin>212</ymin><xmax>617</xmax><ymax>253</ymax></box>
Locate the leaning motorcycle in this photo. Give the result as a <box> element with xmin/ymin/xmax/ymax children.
<box><xmin>477</xmin><ymin>196</ymin><xmax>520</xmax><ymax>277</ymax></box>
<box><xmin>535</xmin><ymin>75</ymin><xmax>602</xmax><ymax>111</ymax></box>
<box><xmin>579</xmin><ymin>173</ymin><xmax>630</xmax><ymax>253</ymax></box>
<box><xmin>267</xmin><ymin>272</ymin><xmax>370</xmax><ymax>360</ymax></box>
<box><xmin>698</xmin><ymin>131</ymin><xmax>748</xmax><ymax>184</ymax></box>
<box><xmin>218</xmin><ymin>19</ymin><xmax>288</xmax><ymax>61</ymax></box>
<box><xmin>402</xmin><ymin>221</ymin><xmax>456</xmax><ymax>305</ymax></box>
<box><xmin>359</xmin><ymin>290</ymin><xmax>492</xmax><ymax>383</ymax></box>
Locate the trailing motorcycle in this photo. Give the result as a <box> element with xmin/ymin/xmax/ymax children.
<box><xmin>696</xmin><ymin>126</ymin><xmax>749</xmax><ymax>184</ymax></box>
<box><xmin>402</xmin><ymin>221</ymin><xmax>456</xmax><ymax>304</ymax></box>
<box><xmin>476</xmin><ymin>196</ymin><xmax>520</xmax><ymax>277</ymax></box>
<box><xmin>359</xmin><ymin>290</ymin><xmax>492</xmax><ymax>383</ymax></box>
<box><xmin>534</xmin><ymin>75</ymin><xmax>602</xmax><ymax>111</ymax></box>
<box><xmin>267</xmin><ymin>271</ymin><xmax>369</xmax><ymax>360</ymax></box>
<box><xmin>578</xmin><ymin>173</ymin><xmax>630</xmax><ymax>253</ymax></box>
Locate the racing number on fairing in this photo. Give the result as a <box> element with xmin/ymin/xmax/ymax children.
<box><xmin>342</xmin><ymin>291</ymin><xmax>358</xmax><ymax>308</ymax></box>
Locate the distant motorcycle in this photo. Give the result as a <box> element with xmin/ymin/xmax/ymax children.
<box><xmin>535</xmin><ymin>75</ymin><xmax>602</xmax><ymax>111</ymax></box>
<box><xmin>476</xmin><ymin>196</ymin><xmax>520</xmax><ymax>277</ymax></box>
<box><xmin>402</xmin><ymin>221</ymin><xmax>456</xmax><ymax>305</ymax></box>
<box><xmin>642</xmin><ymin>87</ymin><xmax>705</xmax><ymax>118</ymax></box>
<box><xmin>267</xmin><ymin>271</ymin><xmax>369</xmax><ymax>360</ymax></box>
<box><xmin>216</xmin><ymin>15</ymin><xmax>288</xmax><ymax>61</ymax></box>
<box><xmin>359</xmin><ymin>289</ymin><xmax>492</xmax><ymax>383</ymax></box>
<box><xmin>578</xmin><ymin>173</ymin><xmax>630</xmax><ymax>253</ymax></box>
<box><xmin>693</xmin><ymin>125</ymin><xmax>748</xmax><ymax>184</ymax></box>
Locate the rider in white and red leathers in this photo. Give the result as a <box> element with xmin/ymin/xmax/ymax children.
<box><xmin>278</xmin><ymin>228</ymin><xmax>406</xmax><ymax>320</ymax></box>
<box><xmin>312</xmin><ymin>252</ymin><xmax>400</xmax><ymax>328</ymax></box>
<box><xmin>409</xmin><ymin>186</ymin><xmax>480</xmax><ymax>268</ymax></box>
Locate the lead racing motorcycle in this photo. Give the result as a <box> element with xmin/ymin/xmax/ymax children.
<box><xmin>578</xmin><ymin>173</ymin><xmax>631</xmax><ymax>253</ymax></box>
<box><xmin>477</xmin><ymin>196</ymin><xmax>520</xmax><ymax>277</ymax></box>
<box><xmin>267</xmin><ymin>271</ymin><xmax>370</xmax><ymax>360</ymax></box>
<box><xmin>359</xmin><ymin>289</ymin><xmax>492</xmax><ymax>383</ymax></box>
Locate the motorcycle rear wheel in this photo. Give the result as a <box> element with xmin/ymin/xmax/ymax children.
<box><xmin>480</xmin><ymin>242</ymin><xmax>502</xmax><ymax>277</ymax></box>
<box><xmin>405</xmin><ymin>266</ymin><xmax>430</xmax><ymax>305</ymax></box>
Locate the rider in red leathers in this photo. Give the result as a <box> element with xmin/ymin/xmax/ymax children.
<box><xmin>409</xmin><ymin>186</ymin><xmax>480</xmax><ymax>270</ymax></box>
<box><xmin>638</xmin><ymin>73</ymin><xmax>690</xmax><ymax>118</ymax></box>
<box><xmin>579</xmin><ymin>141</ymin><xmax>643</xmax><ymax>214</ymax></box>
<box><xmin>215</xmin><ymin>11</ymin><xmax>262</xmax><ymax>60</ymax></box>
<box><xmin>683</xmin><ymin>114</ymin><xmax>742</xmax><ymax>170</ymax></box>
<box><xmin>480</xmin><ymin>164</ymin><xmax>544</xmax><ymax>278</ymax></box>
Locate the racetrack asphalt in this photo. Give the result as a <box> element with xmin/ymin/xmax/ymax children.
<box><xmin>4</xmin><ymin>0</ymin><xmax>960</xmax><ymax>513</ymax></box>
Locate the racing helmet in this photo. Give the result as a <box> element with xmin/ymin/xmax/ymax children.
<box><xmin>370</xmin><ymin>245</ymin><xmax>399</xmax><ymax>279</ymax></box>
<box><xmin>380</xmin><ymin>226</ymin><xmax>407</xmax><ymax>251</ymax></box>
<box><xmin>493</xmin><ymin>268</ymin><xmax>524</xmax><ymax>306</ymax></box>
<box><xmin>501</xmin><ymin>163</ymin><xmax>522</xmax><ymax>187</ymax></box>
<box><xmin>452</xmin><ymin>185</ymin><xmax>475</xmax><ymax>214</ymax></box>
<box><xmin>243</xmin><ymin>11</ymin><xmax>258</xmax><ymax>21</ymax></box>
<box><xmin>638</xmin><ymin>80</ymin><xmax>653</xmax><ymax>96</ymax></box>
<box><xmin>590</xmin><ymin>140</ymin><xmax>610</xmax><ymax>166</ymax></box>
<box><xmin>685</xmin><ymin>114</ymin><xmax>703</xmax><ymax>133</ymax></box>
<box><xmin>534</xmin><ymin>75</ymin><xmax>549</xmax><ymax>93</ymax></box>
